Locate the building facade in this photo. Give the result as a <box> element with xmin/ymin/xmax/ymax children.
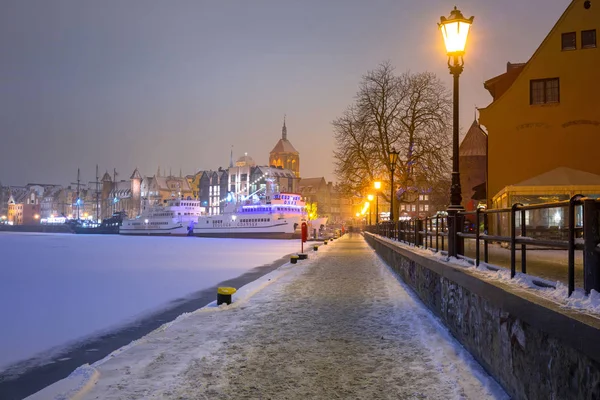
<box><xmin>479</xmin><ymin>0</ymin><xmax>599</xmax><ymax>205</ymax></box>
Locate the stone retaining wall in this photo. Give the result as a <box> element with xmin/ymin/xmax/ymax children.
<box><xmin>365</xmin><ymin>234</ymin><xmax>600</xmax><ymax>399</ymax></box>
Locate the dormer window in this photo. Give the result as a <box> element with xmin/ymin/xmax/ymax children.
<box><xmin>582</xmin><ymin>29</ymin><xmax>597</xmax><ymax>48</ymax></box>
<box><xmin>561</xmin><ymin>32</ymin><xmax>576</xmax><ymax>50</ymax></box>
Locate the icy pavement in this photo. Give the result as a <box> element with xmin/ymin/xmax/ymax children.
<box><xmin>30</xmin><ymin>235</ymin><xmax>507</xmax><ymax>399</ymax></box>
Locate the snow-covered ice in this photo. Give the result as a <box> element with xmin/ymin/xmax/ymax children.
<box><xmin>30</xmin><ymin>234</ymin><xmax>507</xmax><ymax>399</ymax></box>
<box><xmin>0</xmin><ymin>232</ymin><xmax>302</xmax><ymax>372</ymax></box>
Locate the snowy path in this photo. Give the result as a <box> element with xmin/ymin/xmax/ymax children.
<box><xmin>69</xmin><ymin>235</ymin><xmax>507</xmax><ymax>399</ymax></box>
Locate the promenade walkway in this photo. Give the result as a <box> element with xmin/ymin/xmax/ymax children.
<box><xmin>32</xmin><ymin>234</ymin><xmax>507</xmax><ymax>399</ymax></box>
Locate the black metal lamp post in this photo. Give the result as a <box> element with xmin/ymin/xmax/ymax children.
<box><xmin>374</xmin><ymin>181</ymin><xmax>381</xmax><ymax>224</ymax></box>
<box><xmin>389</xmin><ymin>148</ymin><xmax>400</xmax><ymax>223</ymax></box>
<box><xmin>438</xmin><ymin>6</ymin><xmax>473</xmax><ymax>257</ymax></box>
<box><xmin>367</xmin><ymin>194</ymin><xmax>374</xmax><ymax>225</ymax></box>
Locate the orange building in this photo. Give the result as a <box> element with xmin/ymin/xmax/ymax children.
<box><xmin>479</xmin><ymin>0</ymin><xmax>599</xmax><ymax>207</ymax></box>
<box><xmin>7</xmin><ymin>190</ymin><xmax>41</xmax><ymax>225</ymax></box>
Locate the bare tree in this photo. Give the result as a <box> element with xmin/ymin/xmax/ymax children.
<box><xmin>333</xmin><ymin>62</ymin><xmax>452</xmax><ymax>216</ymax></box>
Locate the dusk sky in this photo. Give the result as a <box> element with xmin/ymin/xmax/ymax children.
<box><xmin>0</xmin><ymin>0</ymin><xmax>569</xmax><ymax>187</ymax></box>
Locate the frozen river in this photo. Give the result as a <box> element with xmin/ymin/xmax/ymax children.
<box><xmin>0</xmin><ymin>233</ymin><xmax>301</xmax><ymax>372</ymax></box>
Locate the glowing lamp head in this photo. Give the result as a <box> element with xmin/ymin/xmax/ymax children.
<box><xmin>367</xmin><ymin>194</ymin><xmax>374</xmax><ymax>202</ymax></box>
<box><xmin>144</xmin><ymin>219</ymin><xmax>149</xmax><ymax>224</ymax></box>
<box><xmin>232</xmin><ymin>215</ymin><xmax>237</xmax><ymax>221</ymax></box>
<box><xmin>389</xmin><ymin>147</ymin><xmax>399</xmax><ymax>167</ymax></box>
<box><xmin>374</xmin><ymin>181</ymin><xmax>382</xmax><ymax>190</ymax></box>
<box><xmin>439</xmin><ymin>7</ymin><xmax>474</xmax><ymax>56</ymax></box>
<box><xmin>356</xmin><ymin>212</ymin><xmax>360</xmax><ymax>217</ymax></box>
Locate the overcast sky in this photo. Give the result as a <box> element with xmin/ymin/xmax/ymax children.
<box><xmin>0</xmin><ymin>0</ymin><xmax>569</xmax><ymax>186</ymax></box>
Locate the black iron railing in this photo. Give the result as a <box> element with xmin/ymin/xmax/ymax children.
<box><xmin>366</xmin><ymin>195</ymin><xmax>600</xmax><ymax>296</ymax></box>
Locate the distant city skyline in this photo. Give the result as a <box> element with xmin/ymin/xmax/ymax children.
<box><xmin>0</xmin><ymin>0</ymin><xmax>570</xmax><ymax>186</ymax></box>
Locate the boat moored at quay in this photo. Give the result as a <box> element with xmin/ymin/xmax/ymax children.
<box><xmin>119</xmin><ymin>198</ymin><xmax>202</xmax><ymax>236</ymax></box>
<box><xmin>193</xmin><ymin>193</ymin><xmax>306</xmax><ymax>239</ymax></box>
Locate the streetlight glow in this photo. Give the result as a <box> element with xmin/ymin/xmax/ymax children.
<box><xmin>439</xmin><ymin>7</ymin><xmax>474</xmax><ymax>56</ymax></box>
<box><xmin>374</xmin><ymin>181</ymin><xmax>381</xmax><ymax>225</ymax></box>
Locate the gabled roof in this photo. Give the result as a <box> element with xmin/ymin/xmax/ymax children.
<box><xmin>481</xmin><ymin>0</ymin><xmax>577</xmax><ymax>108</ymax></box>
<box><xmin>459</xmin><ymin>121</ymin><xmax>487</xmax><ymax>157</ymax></box>
<box><xmin>130</xmin><ymin>168</ymin><xmax>142</xmax><ymax>180</ymax></box>
<box><xmin>101</xmin><ymin>172</ymin><xmax>112</xmax><ymax>182</ymax></box>
<box><xmin>514</xmin><ymin>167</ymin><xmax>600</xmax><ymax>187</ymax></box>
<box><xmin>270</xmin><ymin>139</ymin><xmax>298</xmax><ymax>155</ymax></box>
<box><xmin>483</xmin><ymin>62</ymin><xmax>526</xmax><ymax>101</ymax></box>
<box><xmin>299</xmin><ymin>177</ymin><xmax>327</xmax><ymax>192</ymax></box>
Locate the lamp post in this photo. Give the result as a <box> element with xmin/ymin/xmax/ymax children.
<box><xmin>367</xmin><ymin>194</ymin><xmax>374</xmax><ymax>225</ymax></box>
<box><xmin>439</xmin><ymin>6</ymin><xmax>473</xmax><ymax>257</ymax></box>
<box><xmin>374</xmin><ymin>181</ymin><xmax>381</xmax><ymax>225</ymax></box>
<box><xmin>389</xmin><ymin>148</ymin><xmax>400</xmax><ymax>223</ymax></box>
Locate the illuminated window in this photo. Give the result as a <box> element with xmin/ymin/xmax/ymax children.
<box><xmin>582</xmin><ymin>29</ymin><xmax>596</xmax><ymax>48</ymax></box>
<box><xmin>530</xmin><ymin>78</ymin><xmax>559</xmax><ymax>105</ymax></box>
<box><xmin>561</xmin><ymin>32</ymin><xmax>576</xmax><ymax>50</ymax></box>
<box><xmin>424</xmin><ymin>205</ymin><xmax>429</xmax><ymax>211</ymax></box>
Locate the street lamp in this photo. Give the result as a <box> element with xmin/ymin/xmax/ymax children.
<box><xmin>439</xmin><ymin>6</ymin><xmax>474</xmax><ymax>257</ymax></box>
<box><xmin>367</xmin><ymin>194</ymin><xmax>374</xmax><ymax>225</ymax></box>
<box><xmin>374</xmin><ymin>181</ymin><xmax>381</xmax><ymax>224</ymax></box>
<box><xmin>389</xmin><ymin>147</ymin><xmax>400</xmax><ymax>223</ymax></box>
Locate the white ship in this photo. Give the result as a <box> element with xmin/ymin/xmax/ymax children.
<box><xmin>193</xmin><ymin>193</ymin><xmax>306</xmax><ymax>239</ymax></box>
<box><xmin>120</xmin><ymin>198</ymin><xmax>203</xmax><ymax>236</ymax></box>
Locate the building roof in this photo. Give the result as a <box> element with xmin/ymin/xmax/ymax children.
<box><xmin>514</xmin><ymin>167</ymin><xmax>600</xmax><ymax>187</ymax></box>
<box><xmin>130</xmin><ymin>168</ymin><xmax>142</xmax><ymax>180</ymax></box>
<box><xmin>299</xmin><ymin>177</ymin><xmax>328</xmax><ymax>194</ymax></box>
<box><xmin>481</xmin><ymin>1</ymin><xmax>578</xmax><ymax>108</ymax></box>
<box><xmin>483</xmin><ymin>63</ymin><xmax>526</xmax><ymax>101</ymax></box>
<box><xmin>235</xmin><ymin>154</ymin><xmax>256</xmax><ymax>167</ymax></box>
<box><xmin>270</xmin><ymin>138</ymin><xmax>299</xmax><ymax>155</ymax></box>
<box><xmin>255</xmin><ymin>166</ymin><xmax>296</xmax><ymax>179</ymax></box>
<box><xmin>459</xmin><ymin>120</ymin><xmax>487</xmax><ymax>157</ymax></box>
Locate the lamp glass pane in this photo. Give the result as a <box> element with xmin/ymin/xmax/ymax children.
<box><xmin>440</xmin><ymin>21</ymin><xmax>471</xmax><ymax>54</ymax></box>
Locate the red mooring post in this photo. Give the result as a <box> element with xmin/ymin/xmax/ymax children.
<box><xmin>301</xmin><ymin>222</ymin><xmax>308</xmax><ymax>253</ymax></box>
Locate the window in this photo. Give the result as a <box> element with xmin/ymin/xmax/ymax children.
<box><xmin>530</xmin><ymin>78</ymin><xmax>560</xmax><ymax>105</ymax></box>
<box><xmin>582</xmin><ymin>29</ymin><xmax>597</xmax><ymax>48</ymax></box>
<box><xmin>561</xmin><ymin>32</ymin><xmax>576</xmax><ymax>50</ymax></box>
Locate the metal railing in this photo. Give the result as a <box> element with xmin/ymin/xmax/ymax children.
<box><xmin>366</xmin><ymin>195</ymin><xmax>600</xmax><ymax>296</ymax></box>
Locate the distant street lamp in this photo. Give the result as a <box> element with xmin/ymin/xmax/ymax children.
<box><xmin>367</xmin><ymin>194</ymin><xmax>374</xmax><ymax>225</ymax></box>
<box><xmin>439</xmin><ymin>6</ymin><xmax>474</xmax><ymax>257</ymax></box>
<box><xmin>389</xmin><ymin>147</ymin><xmax>400</xmax><ymax>223</ymax></box>
<box><xmin>374</xmin><ymin>181</ymin><xmax>381</xmax><ymax>224</ymax></box>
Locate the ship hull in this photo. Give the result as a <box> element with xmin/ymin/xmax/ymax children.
<box><xmin>119</xmin><ymin>225</ymin><xmax>189</xmax><ymax>236</ymax></box>
<box><xmin>193</xmin><ymin>231</ymin><xmax>298</xmax><ymax>239</ymax></box>
<box><xmin>72</xmin><ymin>226</ymin><xmax>120</xmax><ymax>235</ymax></box>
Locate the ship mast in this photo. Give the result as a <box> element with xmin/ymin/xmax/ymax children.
<box><xmin>95</xmin><ymin>165</ymin><xmax>100</xmax><ymax>221</ymax></box>
<box><xmin>70</xmin><ymin>168</ymin><xmax>81</xmax><ymax>220</ymax></box>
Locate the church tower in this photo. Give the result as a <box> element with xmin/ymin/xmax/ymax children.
<box><xmin>269</xmin><ymin>116</ymin><xmax>300</xmax><ymax>178</ymax></box>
